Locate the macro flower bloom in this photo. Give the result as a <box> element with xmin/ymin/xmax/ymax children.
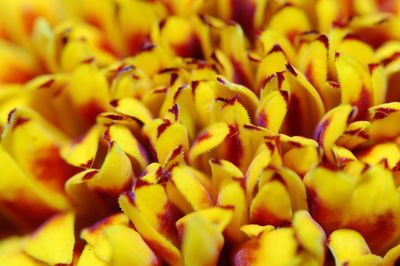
<box><xmin>3</xmin><ymin>0</ymin><xmax>400</xmax><ymax>265</ymax></box>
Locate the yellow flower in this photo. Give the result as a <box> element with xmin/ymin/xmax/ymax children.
<box><xmin>4</xmin><ymin>0</ymin><xmax>400</xmax><ymax>265</ymax></box>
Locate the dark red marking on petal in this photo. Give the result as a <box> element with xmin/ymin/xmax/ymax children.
<box><xmin>285</xmin><ymin>64</ymin><xmax>297</xmax><ymax>76</ymax></box>
<box><xmin>82</xmin><ymin>169</ymin><xmax>98</xmax><ymax>181</ymax></box>
<box><xmin>158</xmin><ymin>67</ymin><xmax>179</xmax><ymax>74</ymax></box>
<box><xmin>153</xmin><ymin>87</ymin><xmax>168</xmax><ymax>94</ymax></box>
<box><xmin>267</xmin><ymin>44</ymin><xmax>284</xmax><ymax>54</ymax></box>
<box><xmin>287</xmin><ymin>141</ymin><xmax>303</xmax><ymax>148</ymax></box>
<box><xmin>232</xmin><ymin>239</ymin><xmax>260</xmax><ymax>266</ymax></box>
<box><xmin>372</xmin><ymin>107</ymin><xmax>397</xmax><ymax>120</ymax></box>
<box><xmin>354</xmin><ymin>27</ymin><xmax>390</xmax><ymax>49</ymax></box>
<box><xmin>157</xmin><ymin>119</ymin><xmax>172</xmax><ymax>137</ymax></box>
<box><xmin>215</xmin><ymin>94</ymin><xmax>240</xmax><ymax>107</ymax></box>
<box><xmin>80</xmin><ymin>159</ymin><xmax>94</xmax><ymax>168</ymax></box>
<box><xmin>306</xmin><ymin>188</ymin><xmax>341</xmax><ymax>234</ymax></box>
<box><xmin>232</xmin><ymin>59</ymin><xmax>253</xmax><ymax>89</ymax></box>
<box><xmin>125</xmin><ymin>190</ymin><xmax>136</xmax><ymax>205</ymax></box>
<box><xmin>32</xmin><ymin>146</ymin><xmax>78</xmax><ymax>192</ymax></box>
<box><xmin>103</xmin><ymin>114</ymin><xmax>124</xmax><ymax>120</ymax></box>
<box><xmin>217</xmin><ymin>76</ymin><xmax>227</xmax><ymax>85</ymax></box>
<box><xmin>79</xmin><ymin>100</ymin><xmax>105</xmax><ymax>126</ymax></box>
<box><xmin>168</xmin><ymin>145</ymin><xmax>183</xmax><ymax>162</ymax></box>
<box><xmin>393</xmin><ymin>161</ymin><xmax>400</xmax><ymax>172</ymax></box>
<box><xmin>277</xmin><ymin>72</ymin><xmax>285</xmax><ymax>88</ymax></box>
<box><xmin>243</xmin><ymin>124</ymin><xmax>262</xmax><ymax>131</ymax></box>
<box><xmin>317</xmin><ymin>34</ymin><xmax>329</xmax><ymax>48</ymax></box>
<box><xmin>126</xmin><ymin>33</ymin><xmax>147</xmax><ymax>55</ymax></box>
<box><xmin>280</xmin><ymin>90</ymin><xmax>289</xmax><ymax>102</ymax></box>
<box><xmin>368</xmin><ymin>63</ymin><xmax>379</xmax><ymax>74</ymax></box>
<box><xmin>305</xmin><ymin>63</ymin><xmax>315</xmax><ymax>86</ymax></box>
<box><xmin>144</xmin><ymin>239</ymin><xmax>178</xmax><ymax>265</ymax></box>
<box><xmin>210</xmin><ymin>158</ymin><xmax>222</xmax><ymax>165</ymax></box>
<box><xmin>345</xmin><ymin>212</ymin><xmax>397</xmax><ymax>252</ymax></box>
<box><xmin>287</xmin><ymin>30</ymin><xmax>301</xmax><ymax>43</ymax></box>
<box><xmin>87</xmin><ymin>213</ymin><xmax>118</xmax><ymax>233</ymax></box>
<box><xmin>194</xmin><ymin>131</ymin><xmax>211</xmax><ymax>143</ymax></box>
<box><xmin>81</xmin><ymin>57</ymin><xmax>95</xmax><ymax>64</ymax></box>
<box><xmin>172</xmin><ymin>35</ymin><xmax>203</xmax><ymax>59</ymax></box>
<box><xmin>352</xmin><ymin>86</ymin><xmax>371</xmax><ymax>119</ymax></box>
<box><xmin>7</xmin><ymin>108</ymin><xmax>16</xmax><ymax>124</ymax></box>
<box><xmin>231</xmin><ymin>0</ymin><xmax>256</xmax><ymax>40</ymax></box>
<box><xmin>191</xmin><ymin>80</ymin><xmax>200</xmax><ymax>95</ymax></box>
<box><xmin>173</xmin><ymin>86</ymin><xmax>185</xmax><ymax>101</ymax></box>
<box><xmin>344</xmin><ymin>128</ymin><xmax>369</xmax><ymax>139</ymax></box>
<box><xmin>109</xmin><ymin>99</ymin><xmax>119</xmax><ymax>107</ymax></box>
<box><xmin>313</xmin><ymin>118</ymin><xmax>331</xmax><ymax>144</ymax></box>
<box><xmin>0</xmin><ymin>192</ymin><xmax>59</xmax><ymax>230</ymax></box>
<box><xmin>13</xmin><ymin>117</ymin><xmax>30</xmax><ymax>129</ymax></box>
<box><xmin>328</xmin><ymin>81</ymin><xmax>340</xmax><ymax>89</ymax></box>
<box><xmin>251</xmin><ymin>206</ymin><xmax>288</xmax><ymax>226</ymax></box>
<box><xmin>256</xmin><ymin>110</ymin><xmax>268</xmax><ymax>128</ymax></box>
<box><xmin>39</xmin><ymin>79</ymin><xmax>55</xmax><ymax>89</ymax></box>
<box><xmin>157</xmin><ymin>202</ymin><xmax>182</xmax><ymax>245</ymax></box>
<box><xmin>169</xmin><ymin>104</ymin><xmax>179</xmax><ymax>121</ymax></box>
<box><xmin>286</xmin><ymin>94</ymin><xmax>303</xmax><ymax>136</ymax></box>
<box><xmin>170</xmin><ymin>73</ymin><xmax>179</xmax><ymax>86</ymax></box>
<box><xmin>225</xmin><ymin>124</ymin><xmax>244</xmax><ymax>167</ymax></box>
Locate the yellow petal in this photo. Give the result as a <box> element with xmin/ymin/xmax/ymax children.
<box><xmin>170</xmin><ymin>166</ymin><xmax>212</xmax><ymax>212</ymax></box>
<box><xmin>87</xmin><ymin>142</ymin><xmax>133</xmax><ymax>195</ymax></box>
<box><xmin>81</xmin><ymin>213</ymin><xmax>129</xmax><ymax>262</ymax></box>
<box><xmin>328</xmin><ymin>229</ymin><xmax>372</xmax><ymax>265</ymax></box>
<box><xmin>61</xmin><ymin>125</ymin><xmax>100</xmax><ymax>168</ymax></box>
<box><xmin>250</xmin><ymin>180</ymin><xmax>292</xmax><ymax>226</ymax></box>
<box><xmin>119</xmin><ymin>193</ymin><xmax>182</xmax><ymax>265</ymax></box>
<box><xmin>189</xmin><ymin>122</ymin><xmax>230</xmax><ymax>163</ymax></box>
<box><xmin>313</xmin><ymin>104</ymin><xmax>355</xmax><ymax>163</ymax></box>
<box><xmin>104</xmin><ymin>224</ymin><xmax>161</xmax><ymax>266</ymax></box>
<box><xmin>76</xmin><ymin>245</ymin><xmax>108</xmax><ymax>266</ymax></box>
<box><xmin>22</xmin><ymin>212</ymin><xmax>75</xmax><ymax>265</ymax></box>
<box><xmin>182</xmin><ymin>213</ymin><xmax>224</xmax><ymax>266</ymax></box>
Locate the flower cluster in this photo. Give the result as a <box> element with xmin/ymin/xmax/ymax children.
<box><xmin>2</xmin><ymin>0</ymin><xmax>400</xmax><ymax>265</ymax></box>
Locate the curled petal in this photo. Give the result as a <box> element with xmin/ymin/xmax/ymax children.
<box><xmin>143</xmin><ymin>118</ymin><xmax>189</xmax><ymax>165</ymax></box>
<box><xmin>336</xmin><ymin>53</ymin><xmax>373</xmax><ymax>118</ymax></box>
<box><xmin>343</xmin><ymin>166</ymin><xmax>400</xmax><ymax>253</ymax></box>
<box><xmin>304</xmin><ymin>167</ymin><xmax>354</xmax><ymax>232</ymax></box>
<box><xmin>313</xmin><ymin>104</ymin><xmax>355</xmax><ymax>163</ymax></box>
<box><xmin>357</xmin><ymin>142</ymin><xmax>400</xmax><ymax>169</ymax></box>
<box><xmin>250</xmin><ymin>180</ymin><xmax>292</xmax><ymax>226</ymax></box>
<box><xmin>61</xmin><ymin>125</ymin><xmax>100</xmax><ymax>168</ymax></box>
<box><xmin>119</xmin><ymin>193</ymin><xmax>182</xmax><ymax>265</ymax></box>
<box><xmin>182</xmin><ymin>212</ymin><xmax>224</xmax><ymax>266</ymax></box>
<box><xmin>106</xmin><ymin>124</ymin><xmax>149</xmax><ymax>173</ymax></box>
<box><xmin>336</xmin><ymin>121</ymin><xmax>370</xmax><ymax>149</ymax></box>
<box><xmin>86</xmin><ymin>142</ymin><xmax>133</xmax><ymax>196</ymax></box>
<box><xmin>292</xmin><ymin>210</ymin><xmax>326</xmax><ymax>265</ymax></box>
<box><xmin>328</xmin><ymin>229</ymin><xmax>378</xmax><ymax>265</ymax></box>
<box><xmin>189</xmin><ymin>122</ymin><xmax>230</xmax><ymax>164</ymax></box>
<box><xmin>268</xmin><ymin>5</ymin><xmax>311</xmax><ymax>43</ymax></box>
<box><xmin>111</xmin><ymin>97</ymin><xmax>153</xmax><ymax>124</ymax></box>
<box><xmin>80</xmin><ymin>213</ymin><xmax>129</xmax><ymax>262</ymax></box>
<box><xmin>369</xmin><ymin>102</ymin><xmax>400</xmax><ymax>142</ymax></box>
<box><xmin>170</xmin><ymin>166</ymin><xmax>212</xmax><ymax>212</ymax></box>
